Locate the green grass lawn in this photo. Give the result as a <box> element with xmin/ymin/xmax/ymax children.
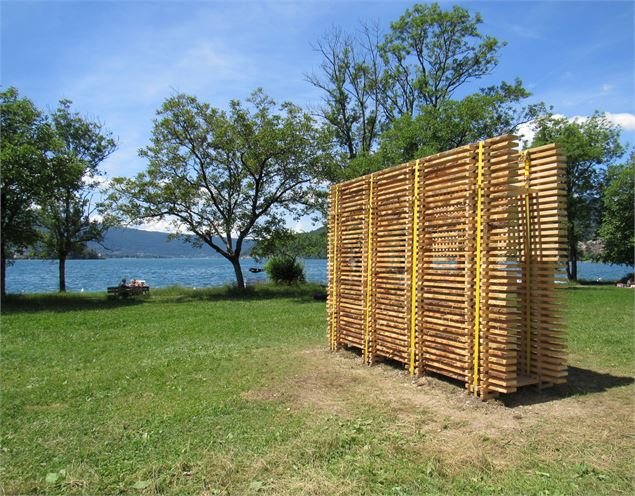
<box><xmin>1</xmin><ymin>284</ymin><xmax>633</xmax><ymax>495</ymax></box>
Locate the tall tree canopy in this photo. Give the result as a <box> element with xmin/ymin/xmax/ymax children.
<box><xmin>597</xmin><ymin>153</ymin><xmax>634</xmax><ymax>266</ymax></box>
<box><xmin>306</xmin><ymin>25</ymin><xmax>384</xmax><ymax>161</ymax></box>
<box><xmin>0</xmin><ymin>87</ymin><xmax>54</xmax><ymax>297</ymax></box>
<box><xmin>107</xmin><ymin>90</ymin><xmax>333</xmax><ymax>288</ymax></box>
<box><xmin>39</xmin><ymin>99</ymin><xmax>117</xmax><ymax>292</ymax></box>
<box><xmin>380</xmin><ymin>3</ymin><xmax>504</xmax><ymax>115</ymax></box>
<box><xmin>252</xmin><ymin>226</ymin><xmax>328</xmax><ymax>261</ymax></box>
<box><xmin>347</xmin><ymin>80</ymin><xmax>542</xmax><ymax>178</ymax></box>
<box><xmin>531</xmin><ymin>112</ymin><xmax>624</xmax><ymax>280</ymax></box>
<box><xmin>307</xmin><ymin>2</ymin><xmax>523</xmax><ymax>175</ymax></box>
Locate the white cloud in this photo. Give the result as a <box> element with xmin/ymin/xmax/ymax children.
<box><xmin>507</xmin><ymin>23</ymin><xmax>544</xmax><ymax>41</ymax></box>
<box><xmin>290</xmin><ymin>215</ymin><xmax>319</xmax><ymax>233</ymax></box>
<box><xmin>605</xmin><ymin>112</ymin><xmax>635</xmax><ymax>131</ymax></box>
<box><xmin>137</xmin><ymin>218</ymin><xmax>183</xmax><ymax>234</ymax></box>
<box><xmin>517</xmin><ymin>111</ymin><xmax>635</xmax><ymax>148</ymax></box>
<box><xmin>515</xmin><ymin>121</ymin><xmax>536</xmax><ymax>147</ymax></box>
<box><xmin>567</xmin><ymin>112</ymin><xmax>635</xmax><ymax>131</ymax></box>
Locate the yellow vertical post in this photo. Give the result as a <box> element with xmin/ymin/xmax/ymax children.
<box><xmin>409</xmin><ymin>160</ymin><xmax>420</xmax><ymax>375</ymax></box>
<box><xmin>523</xmin><ymin>151</ymin><xmax>532</xmax><ymax>374</ymax></box>
<box><xmin>330</xmin><ymin>186</ymin><xmax>340</xmax><ymax>352</ymax></box>
<box><xmin>473</xmin><ymin>142</ymin><xmax>484</xmax><ymax>396</ymax></box>
<box><xmin>364</xmin><ymin>176</ymin><xmax>374</xmax><ymax>363</ymax></box>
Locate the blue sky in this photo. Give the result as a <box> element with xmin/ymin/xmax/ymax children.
<box><xmin>2</xmin><ymin>0</ymin><xmax>634</xmax><ymax>230</ymax></box>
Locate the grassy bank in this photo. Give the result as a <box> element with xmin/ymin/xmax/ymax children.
<box><xmin>1</xmin><ymin>284</ymin><xmax>633</xmax><ymax>495</ymax></box>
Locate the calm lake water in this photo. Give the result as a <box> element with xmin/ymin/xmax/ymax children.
<box><xmin>5</xmin><ymin>258</ymin><xmax>327</xmax><ymax>294</ymax></box>
<box><xmin>4</xmin><ymin>258</ymin><xmax>633</xmax><ymax>294</ymax></box>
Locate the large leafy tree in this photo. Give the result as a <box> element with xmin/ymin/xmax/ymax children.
<box><xmin>107</xmin><ymin>90</ymin><xmax>332</xmax><ymax>289</ymax></box>
<box><xmin>355</xmin><ymin>80</ymin><xmax>542</xmax><ymax>177</ymax></box>
<box><xmin>0</xmin><ymin>87</ymin><xmax>54</xmax><ymax>297</ymax></box>
<box><xmin>597</xmin><ymin>153</ymin><xmax>634</xmax><ymax>266</ymax></box>
<box><xmin>380</xmin><ymin>3</ymin><xmax>504</xmax><ymax>116</ymax></box>
<box><xmin>306</xmin><ymin>24</ymin><xmax>384</xmax><ymax>161</ymax></box>
<box><xmin>307</xmin><ymin>2</ymin><xmax>512</xmax><ymax>169</ymax></box>
<box><xmin>39</xmin><ymin>100</ymin><xmax>117</xmax><ymax>292</ymax></box>
<box><xmin>252</xmin><ymin>226</ymin><xmax>328</xmax><ymax>261</ymax></box>
<box><xmin>531</xmin><ymin>112</ymin><xmax>624</xmax><ymax>280</ymax></box>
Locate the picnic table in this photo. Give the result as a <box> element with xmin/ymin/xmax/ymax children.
<box><xmin>107</xmin><ymin>284</ymin><xmax>150</xmax><ymax>298</ymax></box>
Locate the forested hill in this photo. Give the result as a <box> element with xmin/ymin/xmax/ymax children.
<box><xmin>82</xmin><ymin>226</ymin><xmax>328</xmax><ymax>259</ymax></box>
<box><xmin>291</xmin><ymin>227</ymin><xmax>328</xmax><ymax>259</ymax></box>
<box><xmin>87</xmin><ymin>227</ymin><xmax>255</xmax><ymax>258</ymax></box>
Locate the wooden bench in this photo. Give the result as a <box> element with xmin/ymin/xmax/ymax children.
<box><xmin>107</xmin><ymin>285</ymin><xmax>150</xmax><ymax>298</ymax></box>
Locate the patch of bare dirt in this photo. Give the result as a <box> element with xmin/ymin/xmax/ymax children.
<box><xmin>240</xmin><ymin>346</ymin><xmax>634</xmax><ymax>476</ymax></box>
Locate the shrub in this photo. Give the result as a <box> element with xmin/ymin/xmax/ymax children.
<box><xmin>264</xmin><ymin>256</ymin><xmax>305</xmax><ymax>285</ymax></box>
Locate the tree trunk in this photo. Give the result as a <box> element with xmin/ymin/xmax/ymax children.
<box><xmin>1</xmin><ymin>242</ymin><xmax>6</xmax><ymax>298</ymax></box>
<box><xmin>567</xmin><ymin>221</ymin><xmax>577</xmax><ymax>282</ymax></box>
<box><xmin>230</xmin><ymin>257</ymin><xmax>245</xmax><ymax>289</ymax></box>
<box><xmin>59</xmin><ymin>253</ymin><xmax>67</xmax><ymax>292</ymax></box>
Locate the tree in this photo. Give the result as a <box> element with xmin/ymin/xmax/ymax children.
<box><xmin>38</xmin><ymin>100</ymin><xmax>117</xmax><ymax>292</ymax></box>
<box><xmin>106</xmin><ymin>90</ymin><xmax>332</xmax><ymax>289</ymax></box>
<box><xmin>252</xmin><ymin>225</ymin><xmax>328</xmax><ymax>260</ymax></box>
<box><xmin>380</xmin><ymin>3</ymin><xmax>505</xmax><ymax>116</ymax></box>
<box><xmin>307</xmin><ymin>2</ymin><xmax>509</xmax><ymax>170</ymax></box>
<box><xmin>0</xmin><ymin>87</ymin><xmax>54</xmax><ymax>297</ymax></box>
<box><xmin>597</xmin><ymin>154</ymin><xmax>634</xmax><ymax>266</ymax></box>
<box><xmin>362</xmin><ymin>80</ymin><xmax>542</xmax><ymax>176</ymax></box>
<box><xmin>531</xmin><ymin>112</ymin><xmax>624</xmax><ymax>280</ymax></box>
<box><xmin>306</xmin><ymin>24</ymin><xmax>384</xmax><ymax>161</ymax></box>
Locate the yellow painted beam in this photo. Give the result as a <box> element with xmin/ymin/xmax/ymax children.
<box><xmin>409</xmin><ymin>160</ymin><xmax>420</xmax><ymax>375</ymax></box>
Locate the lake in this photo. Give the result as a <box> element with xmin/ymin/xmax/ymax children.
<box><xmin>5</xmin><ymin>258</ymin><xmax>326</xmax><ymax>294</ymax></box>
<box><xmin>4</xmin><ymin>258</ymin><xmax>633</xmax><ymax>294</ymax></box>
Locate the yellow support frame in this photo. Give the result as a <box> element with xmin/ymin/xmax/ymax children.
<box><xmin>364</xmin><ymin>176</ymin><xmax>374</xmax><ymax>363</ymax></box>
<box><xmin>329</xmin><ymin>186</ymin><xmax>340</xmax><ymax>352</ymax></box>
<box><xmin>409</xmin><ymin>160</ymin><xmax>420</xmax><ymax>375</ymax></box>
<box><xmin>473</xmin><ymin>142</ymin><xmax>484</xmax><ymax>396</ymax></box>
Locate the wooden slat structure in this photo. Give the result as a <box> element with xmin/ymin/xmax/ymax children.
<box><xmin>327</xmin><ymin>135</ymin><xmax>568</xmax><ymax>400</ymax></box>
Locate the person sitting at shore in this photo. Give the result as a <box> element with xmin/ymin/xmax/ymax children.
<box><xmin>616</xmin><ymin>274</ymin><xmax>634</xmax><ymax>288</ymax></box>
<box><xmin>119</xmin><ymin>278</ymin><xmax>128</xmax><ymax>289</ymax></box>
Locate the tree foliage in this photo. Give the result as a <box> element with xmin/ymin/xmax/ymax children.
<box><xmin>307</xmin><ymin>2</ymin><xmax>520</xmax><ymax>176</ymax></box>
<box><xmin>347</xmin><ymin>80</ymin><xmax>542</xmax><ymax>177</ymax></box>
<box><xmin>0</xmin><ymin>87</ymin><xmax>54</xmax><ymax>296</ymax></box>
<box><xmin>597</xmin><ymin>154</ymin><xmax>634</xmax><ymax>266</ymax></box>
<box><xmin>107</xmin><ymin>90</ymin><xmax>332</xmax><ymax>288</ymax></box>
<box><xmin>306</xmin><ymin>25</ymin><xmax>384</xmax><ymax>161</ymax></box>
<box><xmin>252</xmin><ymin>226</ymin><xmax>328</xmax><ymax>260</ymax></box>
<box><xmin>380</xmin><ymin>3</ymin><xmax>504</xmax><ymax>115</ymax></box>
<box><xmin>531</xmin><ymin>112</ymin><xmax>624</xmax><ymax>280</ymax></box>
<box><xmin>38</xmin><ymin>99</ymin><xmax>117</xmax><ymax>292</ymax></box>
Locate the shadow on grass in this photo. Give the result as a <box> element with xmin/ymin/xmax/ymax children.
<box><xmin>1</xmin><ymin>283</ymin><xmax>326</xmax><ymax>314</ymax></box>
<box><xmin>154</xmin><ymin>283</ymin><xmax>325</xmax><ymax>305</ymax></box>
<box><xmin>337</xmin><ymin>347</ymin><xmax>633</xmax><ymax>407</ymax></box>
<box><xmin>560</xmin><ymin>285</ymin><xmax>619</xmax><ymax>290</ymax></box>
<box><xmin>1</xmin><ymin>293</ymin><xmax>146</xmax><ymax>314</ymax></box>
<box><xmin>500</xmin><ymin>366</ymin><xmax>634</xmax><ymax>407</ymax></box>
<box><xmin>418</xmin><ymin>364</ymin><xmax>634</xmax><ymax>407</ymax></box>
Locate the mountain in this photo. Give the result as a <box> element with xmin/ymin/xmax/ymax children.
<box><xmin>87</xmin><ymin>227</ymin><xmax>255</xmax><ymax>258</ymax></box>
